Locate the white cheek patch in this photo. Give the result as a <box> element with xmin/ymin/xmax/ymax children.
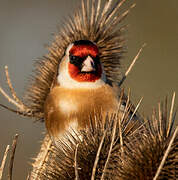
<box><xmin>65</xmin><ymin>43</ymin><xmax>74</xmax><ymax>55</ymax></box>
<box><xmin>59</xmin><ymin>100</ymin><xmax>78</xmax><ymax>114</ymax></box>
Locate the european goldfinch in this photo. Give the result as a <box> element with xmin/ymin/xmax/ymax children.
<box><xmin>44</xmin><ymin>40</ymin><xmax>122</xmax><ymax>139</ymax></box>
<box><xmin>21</xmin><ymin>0</ymin><xmax>138</xmax><ymax>140</ymax></box>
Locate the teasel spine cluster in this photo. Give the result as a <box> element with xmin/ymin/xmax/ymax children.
<box><xmin>29</xmin><ymin>92</ymin><xmax>177</xmax><ymax>180</ymax></box>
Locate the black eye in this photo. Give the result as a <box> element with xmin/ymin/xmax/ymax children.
<box><xmin>69</xmin><ymin>55</ymin><xmax>83</xmax><ymax>67</ymax></box>
<box><xmin>69</xmin><ymin>55</ymin><xmax>78</xmax><ymax>62</ymax></box>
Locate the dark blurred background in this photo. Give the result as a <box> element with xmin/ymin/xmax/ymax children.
<box><xmin>0</xmin><ymin>0</ymin><xmax>177</xmax><ymax>179</ymax></box>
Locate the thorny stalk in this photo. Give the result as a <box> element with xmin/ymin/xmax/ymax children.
<box><xmin>0</xmin><ymin>66</ymin><xmax>33</xmax><ymax>117</ymax></box>
<box><xmin>153</xmin><ymin>126</ymin><xmax>178</xmax><ymax>180</ymax></box>
<box><xmin>167</xmin><ymin>92</ymin><xmax>176</xmax><ymax>137</ymax></box>
<box><xmin>74</xmin><ymin>144</ymin><xmax>79</xmax><ymax>180</ymax></box>
<box><xmin>100</xmin><ymin>92</ymin><xmax>124</xmax><ymax>180</ymax></box>
<box><xmin>8</xmin><ymin>134</ymin><xmax>19</xmax><ymax>180</ymax></box>
<box><xmin>91</xmin><ymin>130</ymin><xmax>106</xmax><ymax>180</ymax></box>
<box><xmin>0</xmin><ymin>145</ymin><xmax>10</xmax><ymax>180</ymax></box>
<box><xmin>30</xmin><ymin>135</ymin><xmax>52</xmax><ymax>180</ymax></box>
<box><xmin>118</xmin><ymin>43</ymin><xmax>146</xmax><ymax>87</ymax></box>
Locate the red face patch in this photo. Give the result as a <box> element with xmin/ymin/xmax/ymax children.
<box><xmin>68</xmin><ymin>44</ymin><xmax>102</xmax><ymax>82</ymax></box>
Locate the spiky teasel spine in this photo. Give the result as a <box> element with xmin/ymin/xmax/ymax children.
<box><xmin>24</xmin><ymin>0</ymin><xmax>135</xmax><ymax>120</ymax></box>
<box><xmin>30</xmin><ymin>94</ymin><xmax>177</xmax><ymax>180</ymax></box>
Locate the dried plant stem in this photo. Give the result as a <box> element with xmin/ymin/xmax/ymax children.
<box><xmin>74</xmin><ymin>144</ymin><xmax>79</xmax><ymax>180</ymax></box>
<box><xmin>101</xmin><ymin>117</ymin><xmax>118</xmax><ymax>180</ymax></box>
<box><xmin>123</xmin><ymin>97</ymin><xmax>143</xmax><ymax>134</ymax></box>
<box><xmin>104</xmin><ymin>0</ymin><xmax>127</xmax><ymax>25</ymax></box>
<box><xmin>119</xmin><ymin>89</ymin><xmax>130</xmax><ymax>154</ymax></box>
<box><xmin>129</xmin><ymin>97</ymin><xmax>143</xmax><ymax>122</ymax></box>
<box><xmin>36</xmin><ymin>139</ymin><xmax>52</xmax><ymax>171</ymax></box>
<box><xmin>0</xmin><ymin>145</ymin><xmax>10</xmax><ymax>180</ymax></box>
<box><xmin>153</xmin><ymin>126</ymin><xmax>178</xmax><ymax>180</ymax></box>
<box><xmin>167</xmin><ymin>92</ymin><xmax>176</xmax><ymax>137</ymax></box>
<box><xmin>125</xmin><ymin>44</ymin><xmax>146</xmax><ymax>76</ymax></box>
<box><xmin>0</xmin><ymin>66</ymin><xmax>34</xmax><ymax>117</ymax></box>
<box><xmin>31</xmin><ymin>135</ymin><xmax>52</xmax><ymax>180</ymax></box>
<box><xmin>158</xmin><ymin>103</ymin><xmax>163</xmax><ymax>138</ymax></box>
<box><xmin>5</xmin><ymin>66</ymin><xmax>23</xmax><ymax>105</ymax></box>
<box><xmin>118</xmin><ymin>43</ymin><xmax>146</xmax><ymax>87</ymax></box>
<box><xmin>0</xmin><ymin>87</ymin><xmax>22</xmax><ymax>110</ymax></box>
<box><xmin>91</xmin><ymin>130</ymin><xmax>106</xmax><ymax>180</ymax></box>
<box><xmin>8</xmin><ymin>134</ymin><xmax>19</xmax><ymax>180</ymax></box>
<box><xmin>26</xmin><ymin>174</ymin><xmax>30</xmax><ymax>180</ymax></box>
<box><xmin>119</xmin><ymin>114</ymin><xmax>124</xmax><ymax>154</ymax></box>
<box><xmin>95</xmin><ymin>0</ymin><xmax>101</xmax><ymax>23</ymax></box>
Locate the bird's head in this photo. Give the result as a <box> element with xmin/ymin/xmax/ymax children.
<box><xmin>57</xmin><ymin>40</ymin><xmax>106</xmax><ymax>88</ymax></box>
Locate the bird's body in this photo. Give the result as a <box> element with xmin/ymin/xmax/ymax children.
<box><xmin>45</xmin><ymin>83</ymin><xmax>119</xmax><ymax>138</ymax></box>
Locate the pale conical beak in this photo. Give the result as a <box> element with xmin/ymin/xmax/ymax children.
<box><xmin>81</xmin><ymin>56</ymin><xmax>96</xmax><ymax>72</ymax></box>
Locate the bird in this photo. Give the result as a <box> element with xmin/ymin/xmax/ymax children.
<box><xmin>44</xmin><ymin>39</ymin><xmax>123</xmax><ymax>140</ymax></box>
<box><xmin>21</xmin><ymin>0</ymin><xmax>138</xmax><ymax>142</ymax></box>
